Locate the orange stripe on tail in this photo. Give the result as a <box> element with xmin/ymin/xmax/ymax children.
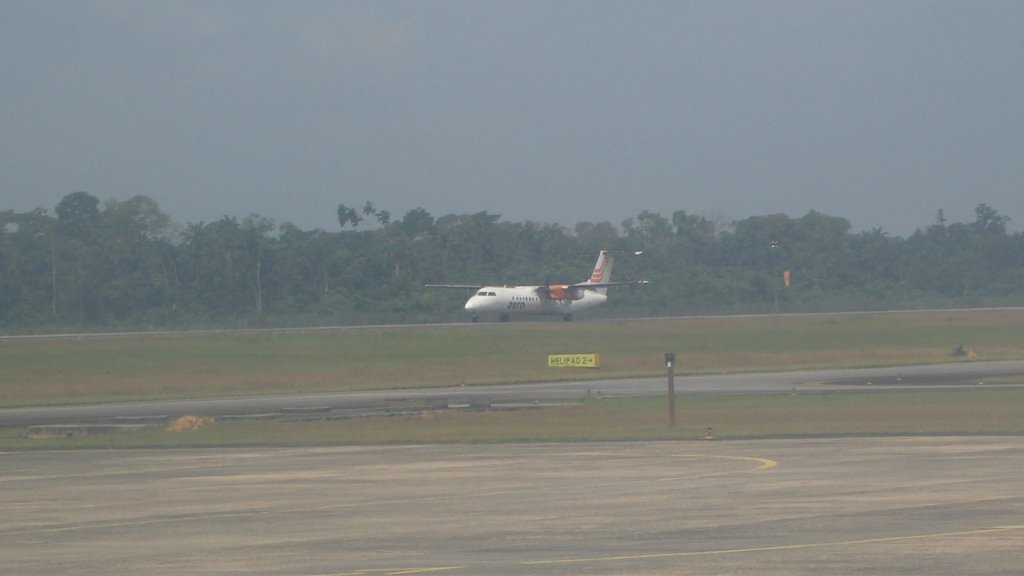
<box><xmin>589</xmin><ymin>251</ymin><xmax>612</xmax><ymax>284</ymax></box>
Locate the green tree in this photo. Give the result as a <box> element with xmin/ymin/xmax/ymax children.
<box><xmin>337</xmin><ymin>203</ymin><xmax>362</xmax><ymax>229</ymax></box>
<box><xmin>97</xmin><ymin>196</ymin><xmax>177</xmax><ymax>322</ymax></box>
<box><xmin>55</xmin><ymin>191</ymin><xmax>102</xmax><ymax>324</ymax></box>
<box><xmin>0</xmin><ymin>209</ymin><xmax>59</xmax><ymax>324</ymax></box>
<box><xmin>243</xmin><ymin>215</ymin><xmax>276</xmax><ymax>314</ymax></box>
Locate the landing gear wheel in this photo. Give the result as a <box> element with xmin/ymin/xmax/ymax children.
<box><xmin>471</xmin><ymin>314</ymin><xmax>480</xmax><ymax>323</ymax></box>
<box><xmin>499</xmin><ymin>313</ymin><xmax>510</xmax><ymax>322</ymax></box>
<box><xmin>563</xmin><ymin>313</ymin><xmax>573</xmax><ymax>322</ymax></box>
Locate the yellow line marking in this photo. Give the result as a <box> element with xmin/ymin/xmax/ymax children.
<box><xmin>386</xmin><ymin>567</ymin><xmax>463</xmax><ymax>575</ymax></box>
<box><xmin>657</xmin><ymin>454</ymin><xmax>778</xmax><ymax>481</ymax></box>
<box><xmin>310</xmin><ymin>567</ymin><xmax>463</xmax><ymax>576</ymax></box>
<box><xmin>522</xmin><ymin>525</ymin><xmax>1024</xmax><ymax>566</ymax></box>
<box><xmin>1</xmin><ymin>451</ymin><xmax>775</xmax><ymax>537</ymax></box>
<box><xmin>0</xmin><ymin>487</ymin><xmax>530</xmax><ymax>537</ymax></box>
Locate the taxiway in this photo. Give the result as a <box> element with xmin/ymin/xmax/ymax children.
<box><xmin>2</xmin><ymin>437</ymin><xmax>1021</xmax><ymax>575</ymax></box>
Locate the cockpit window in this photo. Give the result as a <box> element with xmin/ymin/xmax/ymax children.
<box><xmin>476</xmin><ymin>291</ymin><xmax>497</xmax><ymax>297</ymax></box>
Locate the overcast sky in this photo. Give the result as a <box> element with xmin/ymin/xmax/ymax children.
<box><xmin>3</xmin><ymin>1</ymin><xmax>1022</xmax><ymax>236</ymax></box>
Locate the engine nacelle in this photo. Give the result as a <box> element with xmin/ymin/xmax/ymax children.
<box><xmin>545</xmin><ymin>284</ymin><xmax>583</xmax><ymax>301</ymax></box>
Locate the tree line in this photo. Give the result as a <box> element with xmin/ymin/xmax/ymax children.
<box><xmin>1</xmin><ymin>192</ymin><xmax>1022</xmax><ymax>331</ymax></box>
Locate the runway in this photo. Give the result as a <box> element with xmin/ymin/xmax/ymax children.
<box><xmin>4</xmin><ymin>360</ymin><xmax>1024</xmax><ymax>427</ymax></box>
<box><xmin>1</xmin><ymin>437</ymin><xmax>1021</xmax><ymax>575</ymax></box>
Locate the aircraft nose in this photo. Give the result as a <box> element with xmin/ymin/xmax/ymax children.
<box><xmin>464</xmin><ymin>297</ymin><xmax>482</xmax><ymax>312</ymax></box>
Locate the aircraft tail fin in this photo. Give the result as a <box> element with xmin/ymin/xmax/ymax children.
<box><xmin>587</xmin><ymin>251</ymin><xmax>614</xmax><ymax>294</ymax></box>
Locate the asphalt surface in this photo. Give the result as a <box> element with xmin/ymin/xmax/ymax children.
<box><xmin>2</xmin><ymin>437</ymin><xmax>1021</xmax><ymax>575</ymax></box>
<box><xmin>3</xmin><ymin>360</ymin><xmax>1024</xmax><ymax>427</ymax></box>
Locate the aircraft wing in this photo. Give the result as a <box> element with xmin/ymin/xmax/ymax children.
<box><xmin>425</xmin><ymin>284</ymin><xmax>485</xmax><ymax>289</ymax></box>
<box><xmin>535</xmin><ymin>280</ymin><xmax>648</xmax><ymax>299</ymax></box>
<box><xmin>569</xmin><ymin>280</ymin><xmax>649</xmax><ymax>290</ymax></box>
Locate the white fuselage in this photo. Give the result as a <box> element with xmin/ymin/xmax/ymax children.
<box><xmin>426</xmin><ymin>250</ymin><xmax>644</xmax><ymax>322</ymax></box>
<box><xmin>464</xmin><ymin>286</ymin><xmax>607</xmax><ymax>320</ymax></box>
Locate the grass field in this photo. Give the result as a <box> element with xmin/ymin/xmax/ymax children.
<box><xmin>3</xmin><ymin>309</ymin><xmax>1024</xmax><ymax>449</ymax></box>
<box><xmin>4</xmin><ymin>309</ymin><xmax>1024</xmax><ymax>408</ymax></box>
<box><xmin>3</xmin><ymin>389</ymin><xmax>1022</xmax><ymax>450</ymax></box>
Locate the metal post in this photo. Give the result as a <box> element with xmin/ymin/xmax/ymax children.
<box><xmin>665</xmin><ymin>353</ymin><xmax>676</xmax><ymax>428</ymax></box>
<box><xmin>770</xmin><ymin>240</ymin><xmax>780</xmax><ymax>327</ymax></box>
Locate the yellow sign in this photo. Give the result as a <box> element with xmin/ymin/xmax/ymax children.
<box><xmin>547</xmin><ymin>353</ymin><xmax>600</xmax><ymax>368</ymax></box>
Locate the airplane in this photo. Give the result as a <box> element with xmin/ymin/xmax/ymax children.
<box><xmin>427</xmin><ymin>250</ymin><xmax>647</xmax><ymax>322</ymax></box>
